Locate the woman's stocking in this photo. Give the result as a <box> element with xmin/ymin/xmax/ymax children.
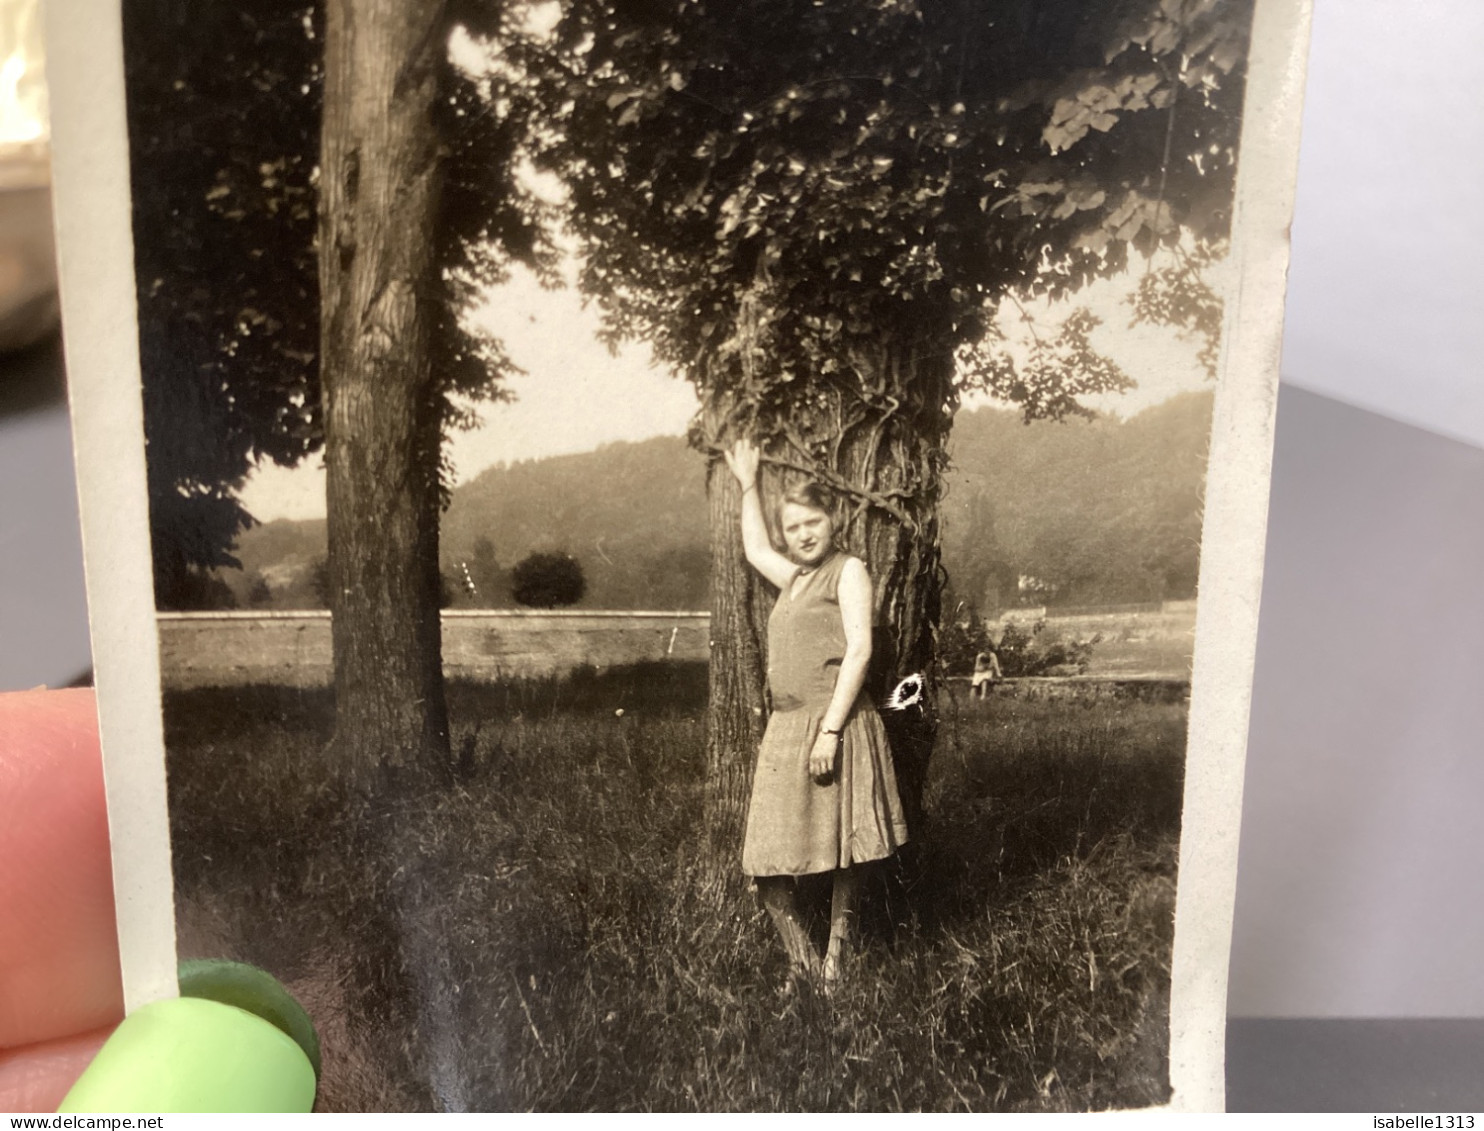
<box><xmin>757</xmin><ymin>876</ymin><xmax>820</xmax><ymax>975</ymax></box>
<box><xmin>824</xmin><ymin>867</ymin><xmax>859</xmax><ymax>982</ymax></box>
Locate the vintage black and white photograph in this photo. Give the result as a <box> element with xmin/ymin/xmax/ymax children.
<box><xmin>51</xmin><ymin>0</ymin><xmax>1309</xmax><ymax>1112</ymax></box>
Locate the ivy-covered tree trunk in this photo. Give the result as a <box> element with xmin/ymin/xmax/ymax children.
<box><xmin>538</xmin><ymin>2</ymin><xmax>1253</xmax><ymax>870</ymax></box>
<box><xmin>319</xmin><ymin>0</ymin><xmax>450</xmax><ymax>790</ymax></box>
<box><xmin>702</xmin><ymin>329</ymin><xmax>953</xmax><ymax>863</ymax></box>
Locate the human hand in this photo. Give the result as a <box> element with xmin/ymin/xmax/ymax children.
<box><xmin>809</xmin><ymin>729</ymin><xmax>839</xmax><ymax>782</ymax></box>
<box><xmin>723</xmin><ymin>438</ymin><xmax>760</xmax><ymax>489</ymax></box>
<box><xmin>0</xmin><ymin>689</ymin><xmax>124</xmax><ymax>1112</ymax></box>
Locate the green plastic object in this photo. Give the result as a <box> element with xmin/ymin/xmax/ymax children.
<box><xmin>177</xmin><ymin>958</ymin><xmax>322</xmax><ymax>1079</ymax></box>
<box><xmin>58</xmin><ymin>964</ymin><xmax>319</xmax><ymax>1113</ymax></box>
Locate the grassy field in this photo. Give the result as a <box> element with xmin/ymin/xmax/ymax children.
<box><xmin>164</xmin><ymin>665</ymin><xmax>1186</xmax><ymax>1111</ymax></box>
<box><xmin>1034</xmin><ymin>606</ymin><xmax>1197</xmax><ymax>679</ymax></box>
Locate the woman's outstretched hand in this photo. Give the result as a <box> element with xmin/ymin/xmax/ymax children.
<box><xmin>809</xmin><ymin>729</ymin><xmax>839</xmax><ymax>783</ymax></box>
<box><xmin>724</xmin><ymin>438</ymin><xmax>760</xmax><ymax>489</ymax></box>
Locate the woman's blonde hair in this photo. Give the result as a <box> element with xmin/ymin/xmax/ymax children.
<box><xmin>778</xmin><ymin>480</ymin><xmax>833</xmax><ymax>516</ymax></box>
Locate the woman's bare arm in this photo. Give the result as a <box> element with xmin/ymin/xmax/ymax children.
<box><xmin>809</xmin><ymin>557</ymin><xmax>874</xmax><ymax>779</ymax></box>
<box><xmin>821</xmin><ymin>557</ymin><xmax>873</xmax><ymax>732</ymax></box>
<box><xmin>723</xmin><ymin>440</ymin><xmax>797</xmax><ymax>590</ymax></box>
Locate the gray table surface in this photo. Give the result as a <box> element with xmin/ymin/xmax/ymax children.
<box><xmin>1227</xmin><ymin>1020</ymin><xmax>1484</xmax><ymax>1113</ymax></box>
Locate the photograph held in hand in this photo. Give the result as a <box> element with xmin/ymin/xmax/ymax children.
<box><xmin>50</xmin><ymin>0</ymin><xmax>1310</xmax><ymax>1111</ymax></box>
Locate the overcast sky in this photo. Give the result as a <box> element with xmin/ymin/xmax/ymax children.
<box><xmin>239</xmin><ymin>256</ymin><xmax>1212</xmax><ymax>523</ymax></box>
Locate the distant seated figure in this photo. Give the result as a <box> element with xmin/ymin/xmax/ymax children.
<box><xmin>970</xmin><ymin>649</ymin><xmax>1002</xmax><ymax>700</ymax></box>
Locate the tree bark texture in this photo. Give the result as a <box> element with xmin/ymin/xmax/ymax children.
<box><xmin>703</xmin><ymin>332</ymin><xmax>954</xmax><ymax>867</ymax></box>
<box><xmin>703</xmin><ymin>450</ymin><xmax>774</xmax><ymax>863</ymax></box>
<box><xmin>320</xmin><ymin>0</ymin><xmax>450</xmax><ymax>788</ymax></box>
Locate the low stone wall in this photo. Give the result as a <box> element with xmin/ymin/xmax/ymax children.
<box><xmin>156</xmin><ymin>610</ymin><xmax>711</xmax><ymax>690</ymax></box>
<box><xmin>157</xmin><ymin>607</ymin><xmax>1194</xmax><ymax>691</ymax></box>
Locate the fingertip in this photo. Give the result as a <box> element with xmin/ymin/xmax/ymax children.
<box><xmin>0</xmin><ymin>1025</ymin><xmax>115</xmax><ymax>1113</ymax></box>
<box><xmin>0</xmin><ymin>689</ymin><xmax>124</xmax><ymax>1048</ymax></box>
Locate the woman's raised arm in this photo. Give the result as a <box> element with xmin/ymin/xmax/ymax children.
<box><xmin>723</xmin><ymin>439</ymin><xmax>797</xmax><ymax>590</ymax></box>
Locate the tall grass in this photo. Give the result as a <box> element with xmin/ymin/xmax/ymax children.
<box><xmin>165</xmin><ymin>665</ymin><xmax>1184</xmax><ymax>1111</ymax></box>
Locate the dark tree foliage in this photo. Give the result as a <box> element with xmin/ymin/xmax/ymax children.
<box><xmin>937</xmin><ymin>610</ymin><xmax>996</xmax><ymax>678</ymax></box>
<box><xmin>529</xmin><ymin>0</ymin><xmax>1249</xmax><ymax>425</ymax></box>
<box><xmin>246</xmin><ymin>574</ymin><xmax>272</xmax><ymax>607</ymax></box>
<box><xmin>121</xmin><ymin>0</ymin><xmax>555</xmax><ymax>609</ymax></box>
<box><xmin>994</xmin><ymin>618</ymin><xmax>1096</xmax><ymax>677</ymax></box>
<box><xmin>510</xmin><ymin>551</ymin><xmax>587</xmax><ymax>608</ymax></box>
<box><xmin>462</xmin><ymin>535</ymin><xmax>508</xmax><ymax>607</ymax></box>
<box><xmin>308</xmin><ymin>554</ymin><xmax>330</xmax><ymax>608</ymax></box>
<box><xmin>509</xmin><ymin>0</ymin><xmax>1253</xmax><ymax>826</ymax></box>
<box><xmin>937</xmin><ymin>611</ymin><xmax>1094</xmax><ymax>677</ymax></box>
<box><xmin>439</xmin><ymin>571</ymin><xmax>459</xmax><ymax>609</ymax></box>
<box><xmin>123</xmin><ymin>0</ymin><xmax>321</xmax><ymax>608</ymax></box>
<box><xmin>159</xmin><ymin>570</ymin><xmax>240</xmax><ymax>612</ymax></box>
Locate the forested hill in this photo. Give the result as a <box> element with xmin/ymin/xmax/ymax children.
<box><xmin>222</xmin><ymin>390</ymin><xmax>1213</xmax><ymax>611</ymax></box>
<box><xmin>941</xmin><ymin>389</ymin><xmax>1213</xmax><ymax>610</ymax></box>
<box><xmin>441</xmin><ymin>436</ymin><xmax>710</xmax><ymax>609</ymax></box>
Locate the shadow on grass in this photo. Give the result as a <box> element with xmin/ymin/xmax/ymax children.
<box><xmin>165</xmin><ymin>663</ymin><xmax>1183</xmax><ymax>1111</ymax></box>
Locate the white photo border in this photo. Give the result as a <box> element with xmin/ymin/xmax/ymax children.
<box><xmin>1169</xmin><ymin>0</ymin><xmax>1314</xmax><ymax>1109</ymax></box>
<box><xmin>47</xmin><ymin>0</ymin><xmax>179</xmax><ymax>1013</ymax></box>
<box><xmin>48</xmin><ymin>0</ymin><xmax>1314</xmax><ymax>1110</ymax></box>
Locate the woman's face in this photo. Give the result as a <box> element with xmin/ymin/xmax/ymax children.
<box><xmin>780</xmin><ymin>502</ymin><xmax>834</xmax><ymax>566</ymax></box>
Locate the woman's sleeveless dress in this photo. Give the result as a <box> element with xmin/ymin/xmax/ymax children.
<box><xmin>741</xmin><ymin>551</ymin><xmax>909</xmax><ymax>877</ymax></box>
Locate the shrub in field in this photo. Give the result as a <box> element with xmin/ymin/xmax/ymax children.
<box><xmin>937</xmin><ymin>612</ymin><xmax>995</xmax><ymax>677</ymax></box>
<box><xmin>995</xmin><ymin>619</ymin><xmax>1098</xmax><ymax>677</ymax></box>
<box><xmin>940</xmin><ymin>613</ymin><xmax>1098</xmax><ymax>678</ymax></box>
<box><xmin>511</xmin><ymin>551</ymin><xmax>586</xmax><ymax>608</ymax></box>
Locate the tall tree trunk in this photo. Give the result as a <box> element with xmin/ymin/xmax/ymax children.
<box><xmin>319</xmin><ymin>0</ymin><xmax>451</xmax><ymax>789</ymax></box>
<box><xmin>703</xmin><ymin>330</ymin><xmax>953</xmax><ymax>868</ymax></box>
<box><xmin>702</xmin><ymin>445</ymin><xmax>773</xmax><ymax>863</ymax></box>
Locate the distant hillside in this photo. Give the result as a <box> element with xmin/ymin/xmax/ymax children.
<box><xmin>221</xmin><ymin>435</ymin><xmax>710</xmax><ymax>610</ymax></box>
<box><xmin>441</xmin><ymin>435</ymin><xmax>708</xmax><ymax>610</ymax></box>
<box><xmin>942</xmin><ymin>390</ymin><xmax>1213</xmax><ymax>611</ymax></box>
<box><xmin>220</xmin><ymin>517</ymin><xmax>327</xmax><ymax>608</ymax></box>
<box><xmin>220</xmin><ymin>391</ymin><xmax>1212</xmax><ymax>612</ymax></box>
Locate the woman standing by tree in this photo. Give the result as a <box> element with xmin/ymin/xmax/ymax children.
<box><xmin>723</xmin><ymin>439</ymin><xmax>909</xmax><ymax>988</ymax></box>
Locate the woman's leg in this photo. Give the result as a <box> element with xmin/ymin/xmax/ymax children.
<box><xmin>757</xmin><ymin>876</ymin><xmax>820</xmax><ymax>975</ymax></box>
<box><xmin>824</xmin><ymin>867</ymin><xmax>859</xmax><ymax>982</ymax></box>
